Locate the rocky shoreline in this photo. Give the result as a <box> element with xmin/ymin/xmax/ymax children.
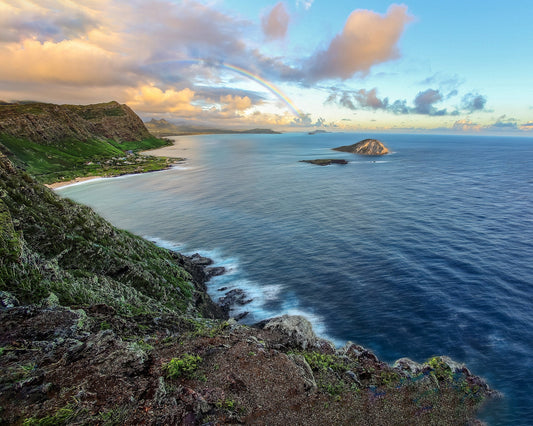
<box><xmin>0</xmin><ymin>293</ymin><xmax>497</xmax><ymax>425</ymax></box>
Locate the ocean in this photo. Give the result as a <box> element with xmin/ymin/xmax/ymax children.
<box><xmin>58</xmin><ymin>132</ymin><xmax>533</xmax><ymax>425</ymax></box>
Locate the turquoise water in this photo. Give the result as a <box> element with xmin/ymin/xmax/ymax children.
<box><xmin>59</xmin><ymin>133</ymin><xmax>533</xmax><ymax>425</ymax></box>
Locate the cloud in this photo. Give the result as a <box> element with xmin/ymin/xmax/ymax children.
<box><xmin>413</xmin><ymin>89</ymin><xmax>444</xmax><ymax>115</ymax></box>
<box><xmin>290</xmin><ymin>112</ymin><xmax>313</xmax><ymax>126</ymax></box>
<box><xmin>0</xmin><ymin>38</ymin><xmax>130</xmax><ymax>86</ymax></box>
<box><xmin>339</xmin><ymin>92</ymin><xmax>356</xmax><ymax>110</ymax></box>
<box><xmin>461</xmin><ymin>93</ymin><xmax>487</xmax><ymax>112</ymax></box>
<box><xmin>389</xmin><ymin>99</ymin><xmax>409</xmax><ymax>114</ymax></box>
<box><xmin>296</xmin><ymin>0</ymin><xmax>314</xmax><ymax>10</ymax></box>
<box><xmin>420</xmin><ymin>73</ymin><xmax>463</xmax><ymax>92</ymax></box>
<box><xmin>126</xmin><ymin>85</ymin><xmax>200</xmax><ymax>115</ymax></box>
<box><xmin>305</xmin><ymin>4</ymin><xmax>414</xmax><ymax>81</ymax></box>
<box><xmin>219</xmin><ymin>94</ymin><xmax>253</xmax><ymax>114</ymax></box>
<box><xmin>0</xmin><ymin>0</ymin><xmax>103</xmax><ymax>43</ymax></box>
<box><xmin>353</xmin><ymin>88</ymin><xmax>388</xmax><ymax>109</ymax></box>
<box><xmin>327</xmin><ymin>86</ymin><xmax>489</xmax><ymax>118</ymax></box>
<box><xmin>193</xmin><ymin>86</ymin><xmax>265</xmax><ymax>104</ymax></box>
<box><xmin>452</xmin><ymin>119</ymin><xmax>482</xmax><ymax>132</ymax></box>
<box><xmin>520</xmin><ymin>121</ymin><xmax>533</xmax><ymax>131</ymax></box>
<box><xmin>490</xmin><ymin>115</ymin><xmax>518</xmax><ymax>129</ymax></box>
<box><xmin>326</xmin><ymin>88</ymin><xmax>390</xmax><ymax>111</ymax></box>
<box><xmin>0</xmin><ymin>0</ymin><xmax>419</xmax><ymax>125</ymax></box>
<box><xmin>262</xmin><ymin>2</ymin><xmax>290</xmax><ymax>40</ymax></box>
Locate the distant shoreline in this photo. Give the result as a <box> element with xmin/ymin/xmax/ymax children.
<box><xmin>45</xmin><ymin>141</ymin><xmax>184</xmax><ymax>190</ymax></box>
<box><xmin>45</xmin><ymin>175</ymin><xmax>103</xmax><ymax>189</ymax></box>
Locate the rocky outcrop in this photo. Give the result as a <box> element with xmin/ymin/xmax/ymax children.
<box><xmin>0</xmin><ymin>101</ymin><xmax>151</xmax><ymax>144</ymax></box>
<box><xmin>257</xmin><ymin>315</ymin><xmax>320</xmax><ymax>350</ymax></box>
<box><xmin>299</xmin><ymin>159</ymin><xmax>348</xmax><ymax>166</ymax></box>
<box><xmin>0</xmin><ymin>304</ymin><xmax>496</xmax><ymax>425</ymax></box>
<box><xmin>333</xmin><ymin>138</ymin><xmax>389</xmax><ymax>155</ymax></box>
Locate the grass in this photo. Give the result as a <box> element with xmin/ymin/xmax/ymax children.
<box><xmin>0</xmin><ymin>133</ymin><xmax>175</xmax><ymax>184</ymax></box>
<box><xmin>0</xmin><ymin>153</ymin><xmax>195</xmax><ymax>316</ymax></box>
<box><xmin>23</xmin><ymin>406</ymin><xmax>79</xmax><ymax>426</ymax></box>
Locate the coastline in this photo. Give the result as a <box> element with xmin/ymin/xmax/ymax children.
<box><xmin>45</xmin><ymin>141</ymin><xmax>183</xmax><ymax>190</ymax></box>
<box><xmin>45</xmin><ymin>175</ymin><xmax>103</xmax><ymax>189</ymax></box>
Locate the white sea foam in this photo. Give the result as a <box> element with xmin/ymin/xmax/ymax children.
<box><xmin>54</xmin><ymin>177</ymin><xmax>108</xmax><ymax>190</ymax></box>
<box><xmin>148</xmin><ymin>238</ymin><xmax>340</xmax><ymax>345</ymax></box>
<box><xmin>146</xmin><ymin>236</ymin><xmax>186</xmax><ymax>252</ymax></box>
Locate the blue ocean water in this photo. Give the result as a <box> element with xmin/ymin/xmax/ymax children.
<box><xmin>59</xmin><ymin>133</ymin><xmax>533</xmax><ymax>425</ymax></box>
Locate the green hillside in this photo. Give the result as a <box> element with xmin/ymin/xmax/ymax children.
<box><xmin>0</xmin><ymin>101</ymin><xmax>177</xmax><ymax>183</ymax></box>
<box><xmin>0</xmin><ymin>151</ymin><xmax>209</xmax><ymax>316</ymax></box>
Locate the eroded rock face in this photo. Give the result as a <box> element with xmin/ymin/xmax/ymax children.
<box><xmin>0</xmin><ymin>101</ymin><xmax>151</xmax><ymax>144</ymax></box>
<box><xmin>333</xmin><ymin>138</ymin><xmax>389</xmax><ymax>155</ymax></box>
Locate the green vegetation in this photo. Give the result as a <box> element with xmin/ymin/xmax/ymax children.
<box><xmin>0</xmin><ymin>100</ymin><xmax>179</xmax><ymax>184</ymax></box>
<box><xmin>303</xmin><ymin>351</ymin><xmax>347</xmax><ymax>373</ymax></box>
<box><xmin>0</xmin><ymin>133</ymin><xmax>175</xmax><ymax>184</ymax></box>
<box><xmin>0</xmin><ymin>153</ymin><xmax>194</xmax><ymax>316</ymax></box>
<box><xmin>163</xmin><ymin>354</ymin><xmax>202</xmax><ymax>379</ymax></box>
<box><xmin>23</xmin><ymin>406</ymin><xmax>78</xmax><ymax>426</ymax></box>
<box><xmin>427</xmin><ymin>356</ymin><xmax>454</xmax><ymax>382</ymax></box>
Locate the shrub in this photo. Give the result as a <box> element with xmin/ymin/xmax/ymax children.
<box><xmin>163</xmin><ymin>354</ymin><xmax>202</xmax><ymax>379</ymax></box>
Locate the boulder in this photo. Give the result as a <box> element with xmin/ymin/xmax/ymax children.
<box><xmin>260</xmin><ymin>315</ymin><xmax>318</xmax><ymax>350</ymax></box>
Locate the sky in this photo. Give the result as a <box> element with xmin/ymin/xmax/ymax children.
<box><xmin>1</xmin><ymin>0</ymin><xmax>532</xmax><ymax>134</ymax></box>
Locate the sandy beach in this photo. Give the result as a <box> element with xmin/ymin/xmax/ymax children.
<box><xmin>45</xmin><ymin>176</ymin><xmax>102</xmax><ymax>190</ymax></box>
<box><xmin>45</xmin><ymin>140</ymin><xmax>181</xmax><ymax>190</ymax></box>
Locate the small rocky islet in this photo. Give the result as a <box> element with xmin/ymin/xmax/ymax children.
<box><xmin>333</xmin><ymin>138</ymin><xmax>390</xmax><ymax>156</ymax></box>
<box><xmin>300</xmin><ymin>138</ymin><xmax>389</xmax><ymax>166</ymax></box>
<box><xmin>0</xmin><ymin>103</ymin><xmax>497</xmax><ymax>424</ymax></box>
<box><xmin>299</xmin><ymin>158</ymin><xmax>348</xmax><ymax>166</ymax></box>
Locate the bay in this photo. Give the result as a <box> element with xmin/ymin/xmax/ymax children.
<box><xmin>59</xmin><ymin>132</ymin><xmax>533</xmax><ymax>425</ymax></box>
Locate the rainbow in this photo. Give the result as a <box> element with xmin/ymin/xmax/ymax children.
<box><xmin>166</xmin><ymin>59</ymin><xmax>301</xmax><ymax>118</ymax></box>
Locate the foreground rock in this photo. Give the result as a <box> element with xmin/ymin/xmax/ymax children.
<box><xmin>334</xmin><ymin>138</ymin><xmax>389</xmax><ymax>155</ymax></box>
<box><xmin>300</xmin><ymin>159</ymin><xmax>348</xmax><ymax>166</ymax></box>
<box><xmin>0</xmin><ymin>305</ymin><xmax>496</xmax><ymax>425</ymax></box>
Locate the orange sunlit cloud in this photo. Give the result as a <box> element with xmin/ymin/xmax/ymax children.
<box><xmin>306</xmin><ymin>4</ymin><xmax>414</xmax><ymax>81</ymax></box>
<box><xmin>126</xmin><ymin>85</ymin><xmax>199</xmax><ymax>115</ymax></box>
<box><xmin>0</xmin><ymin>39</ymin><xmax>126</xmax><ymax>85</ymax></box>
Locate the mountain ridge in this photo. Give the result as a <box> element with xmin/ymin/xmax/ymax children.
<box><xmin>0</xmin><ymin>101</ymin><xmax>177</xmax><ymax>183</ymax></box>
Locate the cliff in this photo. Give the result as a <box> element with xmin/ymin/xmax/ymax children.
<box><xmin>334</xmin><ymin>138</ymin><xmax>390</xmax><ymax>155</ymax></box>
<box><xmin>0</xmin><ymin>101</ymin><xmax>150</xmax><ymax>144</ymax></box>
<box><xmin>0</xmin><ymin>151</ymin><xmax>495</xmax><ymax>424</ymax></box>
<box><xmin>0</xmin><ymin>102</ymin><xmax>176</xmax><ymax>183</ymax></box>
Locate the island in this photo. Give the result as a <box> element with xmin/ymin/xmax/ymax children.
<box><xmin>300</xmin><ymin>158</ymin><xmax>348</xmax><ymax>166</ymax></box>
<box><xmin>308</xmin><ymin>129</ymin><xmax>329</xmax><ymax>135</ymax></box>
<box><xmin>333</xmin><ymin>138</ymin><xmax>389</xmax><ymax>155</ymax></box>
